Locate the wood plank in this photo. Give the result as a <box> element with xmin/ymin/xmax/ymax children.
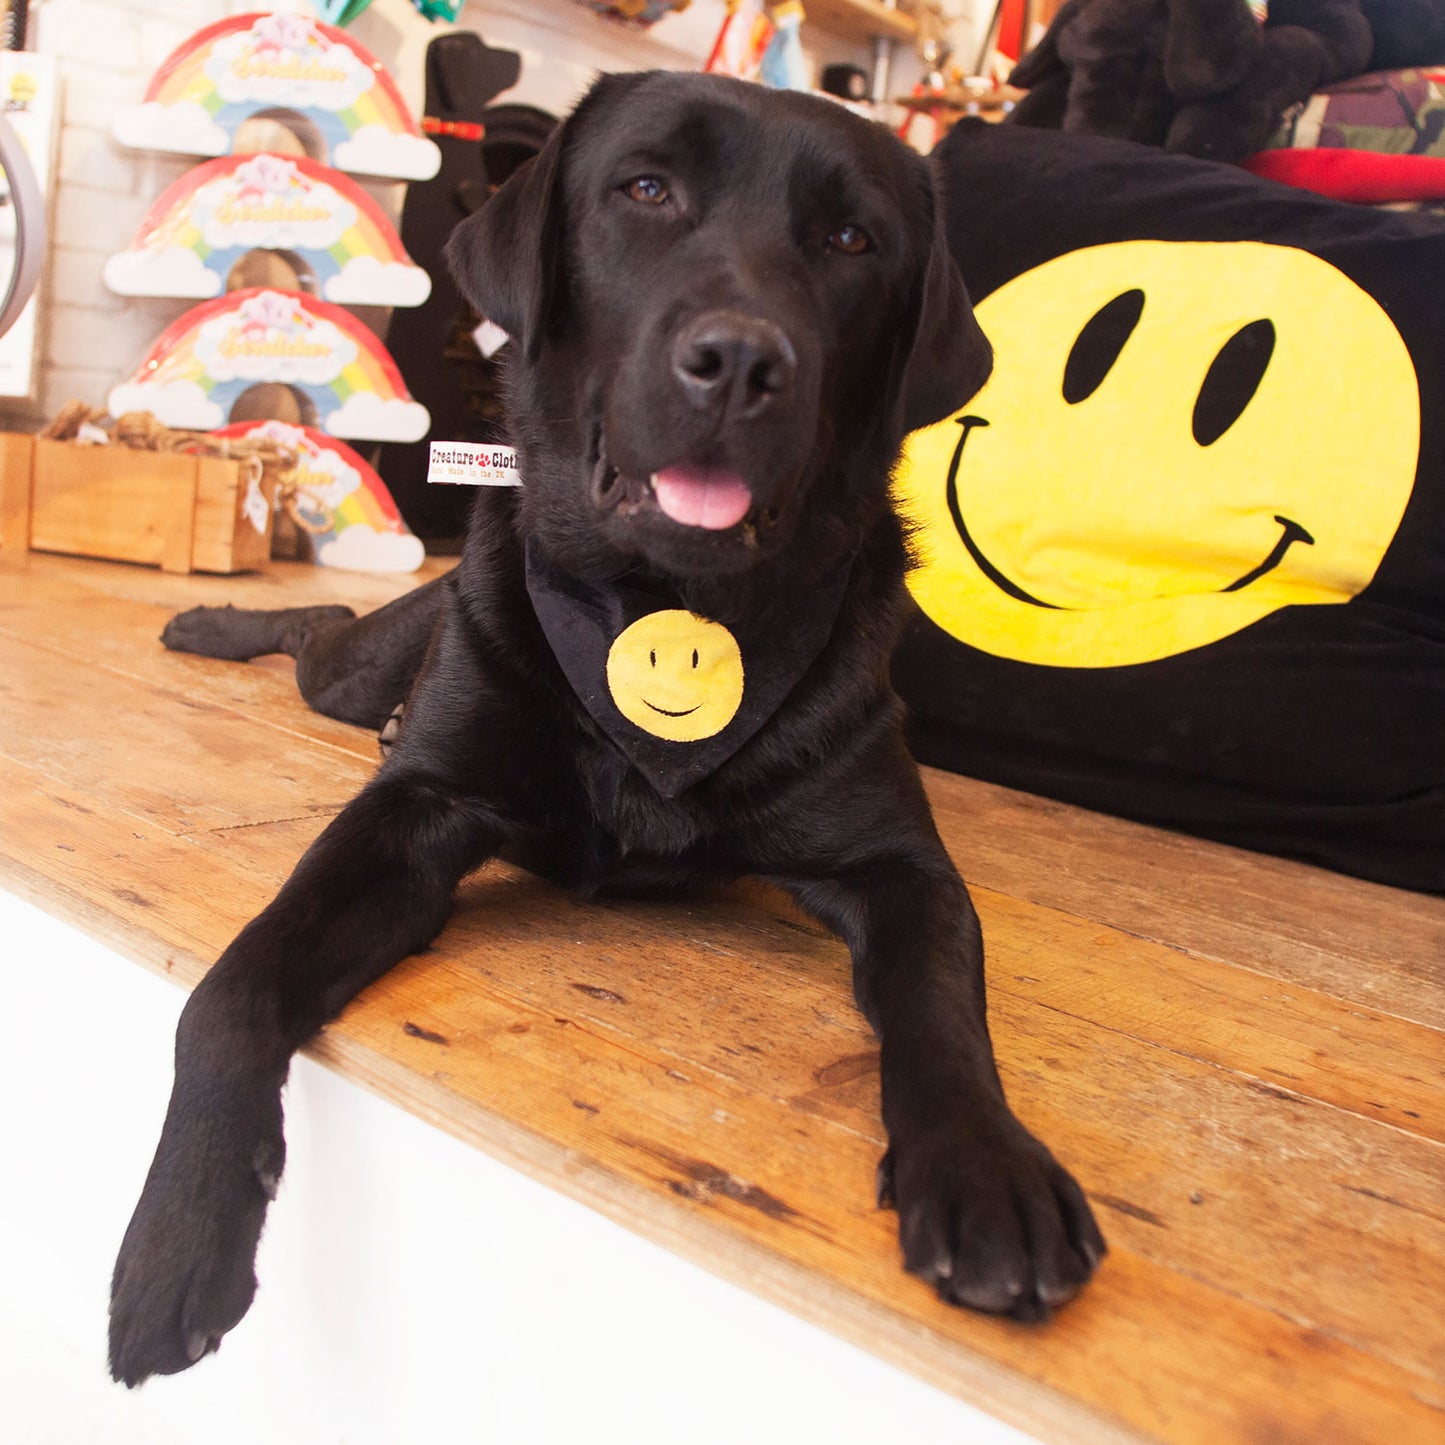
<box><xmin>0</xmin><ymin>627</ymin><xmax>371</xmax><ymax>833</ymax></box>
<box><xmin>27</xmin><ymin>439</ymin><xmax>197</xmax><ymax>573</ymax></box>
<box><xmin>0</xmin><ymin>758</ymin><xmax>258</xmax><ymax>967</ymax></box>
<box><xmin>971</xmin><ymin>884</ymin><xmax>1445</xmax><ymax>1144</ymax></box>
<box><xmin>1</xmin><ymin>756</ymin><xmax>1440</xmax><ymax>1445</ymax></box>
<box><xmin>929</xmin><ymin>774</ymin><xmax>1445</xmax><ymax>1029</ymax></box>
<box><xmin>336</xmin><ymin>961</ymin><xmax>1445</xmax><ymax>1445</ymax></box>
<box><xmin>3</xmin><ymin>549</ymin><xmax>1443</xmax><ymax>1445</ymax></box>
<box><xmin>8</xmin><ymin>547</ymin><xmax>452</xmax><ymax>616</ymax></box>
<box><xmin>163</xmin><ymin>810</ymin><xmax>1445</xmax><ymax>1189</ymax></box>
<box><xmin>386</xmin><ymin>875</ymin><xmax>1445</xmax><ymax>1384</ymax></box>
<box><xmin>0</xmin><ymin>431</ymin><xmax>33</xmax><ymax>552</ymax></box>
<box><xmin>805</xmin><ymin>0</ymin><xmax>919</xmax><ymax>45</ymax></box>
<box><xmin>190</xmin><ymin>454</ymin><xmax>269</xmax><ymax>574</ymax></box>
<box><xmin>5</xmin><ymin>554</ymin><xmax>1427</xmax><ymax>1150</ymax></box>
<box><xmin>0</xmin><ymin>561</ymin><xmax>381</xmax><ymax>760</ymax></box>
<box><xmin>21</xmin><ymin>550</ymin><xmax>1434</xmax><ymax>1027</ymax></box>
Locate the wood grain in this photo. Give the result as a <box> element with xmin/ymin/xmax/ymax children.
<box><xmin>3</xmin><ymin>441</ymin><xmax>280</xmax><ymax>576</ymax></box>
<box><xmin>0</xmin><ymin>430</ymin><xmax>33</xmax><ymax>552</ymax></box>
<box><xmin>805</xmin><ymin>0</ymin><xmax>918</xmax><ymax>45</ymax></box>
<box><xmin>1</xmin><ymin>549</ymin><xmax>1442</xmax><ymax>1445</ymax></box>
<box><xmin>931</xmin><ymin>779</ymin><xmax>1445</xmax><ymax>1029</ymax></box>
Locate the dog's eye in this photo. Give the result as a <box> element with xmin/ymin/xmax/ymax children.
<box><xmin>827</xmin><ymin>224</ymin><xmax>871</xmax><ymax>255</ymax></box>
<box><xmin>624</xmin><ymin>176</ymin><xmax>670</xmax><ymax>205</ymax></box>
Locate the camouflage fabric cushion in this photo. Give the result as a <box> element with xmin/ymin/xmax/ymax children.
<box><xmin>1267</xmin><ymin>67</ymin><xmax>1445</xmax><ymax>157</ymax></box>
<box><xmin>1259</xmin><ymin>67</ymin><xmax>1445</xmax><ymax>210</ymax></box>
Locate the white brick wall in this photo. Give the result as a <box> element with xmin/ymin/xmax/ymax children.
<box><xmin>21</xmin><ymin>0</ymin><xmax>983</xmax><ymax>429</ymax></box>
<box><xmin>27</xmin><ymin>0</ymin><xmax>245</xmax><ymax>423</ymax></box>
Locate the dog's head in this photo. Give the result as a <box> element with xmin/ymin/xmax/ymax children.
<box><xmin>448</xmin><ymin>71</ymin><xmax>991</xmax><ymax>579</ymax></box>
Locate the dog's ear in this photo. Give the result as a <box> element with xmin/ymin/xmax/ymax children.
<box><xmin>445</xmin><ymin>113</ymin><xmax>568</xmax><ymax>363</ymax></box>
<box><xmin>899</xmin><ymin>170</ymin><xmax>993</xmax><ymax>435</ymax></box>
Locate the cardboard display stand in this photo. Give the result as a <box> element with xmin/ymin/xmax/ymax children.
<box><xmin>91</xmin><ymin>9</ymin><xmax>433</xmax><ymax>573</ymax></box>
<box><xmin>110</xmin><ymin>11</ymin><xmax>441</xmax><ymax>180</ymax></box>
<box><xmin>105</xmin><ymin>153</ymin><xmax>431</xmax><ymax>307</ymax></box>
<box><xmin>108</xmin><ymin>287</ymin><xmax>430</xmax><ymax>445</ymax></box>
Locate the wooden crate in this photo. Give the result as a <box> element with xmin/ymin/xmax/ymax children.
<box><xmin>0</xmin><ymin>433</ymin><xmax>274</xmax><ymax>574</ymax></box>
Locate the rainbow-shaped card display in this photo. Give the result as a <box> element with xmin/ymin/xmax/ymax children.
<box><xmin>111</xmin><ymin>11</ymin><xmax>440</xmax><ymax>180</ymax></box>
<box><xmin>108</xmin><ymin>287</ymin><xmax>430</xmax><ymax>443</ymax></box>
<box><xmin>104</xmin><ymin>153</ymin><xmax>431</xmax><ymax>307</ymax></box>
<box><xmin>213</xmin><ymin>419</ymin><xmax>424</xmax><ymax>574</ymax></box>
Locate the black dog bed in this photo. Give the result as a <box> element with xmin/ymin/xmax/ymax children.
<box><xmin>892</xmin><ymin>123</ymin><xmax>1445</xmax><ymax>892</ymax></box>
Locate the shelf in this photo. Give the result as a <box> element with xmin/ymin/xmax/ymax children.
<box><xmin>803</xmin><ymin>0</ymin><xmax>919</xmax><ymax>45</ymax></box>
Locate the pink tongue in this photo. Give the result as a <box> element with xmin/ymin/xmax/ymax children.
<box><xmin>652</xmin><ymin>465</ymin><xmax>753</xmax><ymax>531</ymax></box>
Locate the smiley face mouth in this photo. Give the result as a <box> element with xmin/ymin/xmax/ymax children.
<box><xmin>945</xmin><ymin>415</ymin><xmax>1315</xmax><ymax>608</ymax></box>
<box><xmin>643</xmin><ymin>699</ymin><xmax>702</xmax><ymax>718</ymax></box>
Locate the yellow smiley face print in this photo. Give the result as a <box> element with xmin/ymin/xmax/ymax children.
<box><xmin>894</xmin><ymin>240</ymin><xmax>1421</xmax><ymax>668</ymax></box>
<box><xmin>606</xmin><ymin>610</ymin><xmax>745</xmax><ymax>742</ymax></box>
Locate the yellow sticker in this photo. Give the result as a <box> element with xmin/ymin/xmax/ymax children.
<box><xmin>606</xmin><ymin>610</ymin><xmax>745</xmax><ymax>742</ymax></box>
<box><xmin>894</xmin><ymin>240</ymin><xmax>1420</xmax><ymax>668</ymax></box>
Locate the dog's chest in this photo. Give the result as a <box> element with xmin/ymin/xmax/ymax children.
<box><xmin>575</xmin><ymin>734</ymin><xmax>712</xmax><ymax>860</ymax></box>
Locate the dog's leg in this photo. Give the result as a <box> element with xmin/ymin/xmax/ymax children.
<box><xmin>110</xmin><ymin>611</ymin><xmax>512</xmax><ymax>1385</ymax></box>
<box><xmin>770</xmin><ymin>759</ymin><xmax>1106</xmax><ymax>1319</ymax></box>
<box><xmin>162</xmin><ymin>601</ymin><xmax>355</xmax><ymax>662</ymax></box>
<box><xmin>108</xmin><ymin>769</ymin><xmax>500</xmax><ymax>1385</ymax></box>
<box><xmin>162</xmin><ymin>575</ymin><xmax>448</xmax><ymax>728</ymax></box>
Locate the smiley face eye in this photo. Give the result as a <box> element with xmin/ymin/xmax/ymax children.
<box><xmin>1193</xmin><ymin>319</ymin><xmax>1276</xmax><ymax>446</ymax></box>
<box><xmin>1064</xmin><ymin>288</ymin><xmax>1144</xmax><ymax>405</ymax></box>
<box><xmin>828</xmin><ymin>224</ymin><xmax>871</xmax><ymax>255</ymax></box>
<box><xmin>625</xmin><ymin>176</ymin><xmax>669</xmax><ymax>205</ymax></box>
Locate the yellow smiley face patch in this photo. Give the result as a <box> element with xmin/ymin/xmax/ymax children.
<box><xmin>605</xmin><ymin>610</ymin><xmax>745</xmax><ymax>742</ymax></box>
<box><xmin>894</xmin><ymin>240</ymin><xmax>1421</xmax><ymax>668</ymax></box>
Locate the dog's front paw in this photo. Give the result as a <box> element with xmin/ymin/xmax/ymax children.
<box><xmin>160</xmin><ymin>605</ymin><xmax>255</xmax><ymax>659</ymax></box>
<box><xmin>878</xmin><ymin>1119</ymin><xmax>1105</xmax><ymax>1322</ymax></box>
<box><xmin>109</xmin><ymin>1119</ymin><xmax>283</xmax><ymax>1387</ymax></box>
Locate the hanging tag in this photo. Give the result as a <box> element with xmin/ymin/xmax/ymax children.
<box><xmin>427</xmin><ymin>441</ymin><xmax>522</xmax><ymax>486</ymax></box>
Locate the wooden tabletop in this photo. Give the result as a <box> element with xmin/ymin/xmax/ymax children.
<box><xmin>1</xmin><ymin>548</ymin><xmax>1441</xmax><ymax>1445</ymax></box>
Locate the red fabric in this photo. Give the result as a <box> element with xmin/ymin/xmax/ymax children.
<box><xmin>422</xmin><ymin>117</ymin><xmax>485</xmax><ymax>141</ymax></box>
<box><xmin>1244</xmin><ymin>147</ymin><xmax>1445</xmax><ymax>203</ymax></box>
<box><xmin>995</xmin><ymin>0</ymin><xmax>1029</xmax><ymax>61</ymax></box>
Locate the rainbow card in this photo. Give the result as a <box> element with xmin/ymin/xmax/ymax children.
<box><xmin>108</xmin><ymin>287</ymin><xmax>430</xmax><ymax>443</ymax></box>
<box><xmin>213</xmin><ymin>420</ymin><xmax>424</xmax><ymax>574</ymax></box>
<box><xmin>105</xmin><ymin>153</ymin><xmax>431</xmax><ymax>307</ymax></box>
<box><xmin>111</xmin><ymin>11</ymin><xmax>440</xmax><ymax>181</ymax></box>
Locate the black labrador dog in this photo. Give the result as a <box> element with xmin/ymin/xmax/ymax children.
<box><xmin>110</xmin><ymin>71</ymin><xmax>1104</xmax><ymax>1386</ymax></box>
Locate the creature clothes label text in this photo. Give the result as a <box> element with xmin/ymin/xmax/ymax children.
<box><xmin>428</xmin><ymin>442</ymin><xmax>522</xmax><ymax>486</ymax></box>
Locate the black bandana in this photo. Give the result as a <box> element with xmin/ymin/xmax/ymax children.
<box><xmin>525</xmin><ymin>540</ymin><xmax>852</xmax><ymax>796</ymax></box>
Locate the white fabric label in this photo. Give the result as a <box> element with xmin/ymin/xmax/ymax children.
<box><xmin>472</xmin><ymin>319</ymin><xmax>510</xmax><ymax>358</ymax></box>
<box><xmin>428</xmin><ymin>441</ymin><xmax>522</xmax><ymax>486</ymax></box>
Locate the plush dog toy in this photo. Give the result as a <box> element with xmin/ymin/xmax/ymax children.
<box><xmin>1012</xmin><ymin>0</ymin><xmax>1445</xmax><ymax>163</ymax></box>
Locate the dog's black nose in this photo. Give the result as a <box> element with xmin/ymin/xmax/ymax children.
<box><xmin>672</xmin><ymin>311</ymin><xmax>797</xmax><ymax>419</ymax></box>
